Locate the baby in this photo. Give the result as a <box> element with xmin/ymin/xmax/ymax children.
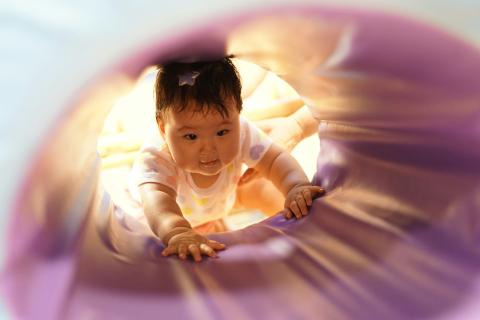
<box><xmin>130</xmin><ymin>57</ymin><xmax>324</xmax><ymax>262</ymax></box>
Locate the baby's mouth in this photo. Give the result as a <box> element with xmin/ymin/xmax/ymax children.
<box><xmin>199</xmin><ymin>159</ymin><xmax>219</xmax><ymax>168</ymax></box>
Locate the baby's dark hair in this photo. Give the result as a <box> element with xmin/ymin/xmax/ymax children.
<box><xmin>154</xmin><ymin>57</ymin><xmax>242</xmax><ymax>120</ymax></box>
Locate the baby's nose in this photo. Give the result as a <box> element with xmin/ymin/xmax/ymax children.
<box><xmin>201</xmin><ymin>138</ymin><xmax>216</xmax><ymax>152</ymax></box>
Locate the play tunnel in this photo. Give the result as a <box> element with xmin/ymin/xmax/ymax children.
<box><xmin>1</xmin><ymin>1</ymin><xmax>480</xmax><ymax>319</ymax></box>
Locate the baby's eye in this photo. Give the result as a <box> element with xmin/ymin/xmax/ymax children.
<box><xmin>184</xmin><ymin>133</ymin><xmax>197</xmax><ymax>140</ymax></box>
<box><xmin>217</xmin><ymin>129</ymin><xmax>229</xmax><ymax>137</ymax></box>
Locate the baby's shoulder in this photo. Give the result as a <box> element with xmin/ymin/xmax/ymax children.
<box><xmin>138</xmin><ymin>139</ymin><xmax>176</xmax><ymax>167</ymax></box>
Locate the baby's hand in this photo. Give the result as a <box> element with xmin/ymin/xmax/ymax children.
<box><xmin>162</xmin><ymin>229</ymin><xmax>226</xmax><ymax>262</ymax></box>
<box><xmin>283</xmin><ymin>184</ymin><xmax>325</xmax><ymax>220</ymax></box>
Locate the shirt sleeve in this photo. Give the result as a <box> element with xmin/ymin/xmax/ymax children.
<box><xmin>129</xmin><ymin>138</ymin><xmax>178</xmax><ymax>194</ymax></box>
<box><xmin>239</xmin><ymin>116</ymin><xmax>274</xmax><ymax>168</ymax></box>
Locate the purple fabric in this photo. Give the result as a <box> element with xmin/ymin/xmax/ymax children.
<box><xmin>3</xmin><ymin>6</ymin><xmax>480</xmax><ymax>320</ymax></box>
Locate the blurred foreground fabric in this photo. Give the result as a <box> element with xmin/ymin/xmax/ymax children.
<box><xmin>1</xmin><ymin>2</ymin><xmax>480</xmax><ymax>319</ymax></box>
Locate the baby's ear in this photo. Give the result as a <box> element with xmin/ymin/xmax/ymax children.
<box><xmin>156</xmin><ymin>117</ymin><xmax>166</xmax><ymax>136</ymax></box>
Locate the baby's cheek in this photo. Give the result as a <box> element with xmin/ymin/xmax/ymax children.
<box><xmin>171</xmin><ymin>147</ymin><xmax>196</xmax><ymax>169</ymax></box>
<box><xmin>221</xmin><ymin>138</ymin><xmax>239</xmax><ymax>164</ymax></box>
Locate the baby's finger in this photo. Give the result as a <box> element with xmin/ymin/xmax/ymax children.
<box><xmin>178</xmin><ymin>243</ymin><xmax>188</xmax><ymax>260</ymax></box>
<box><xmin>207</xmin><ymin>240</ymin><xmax>226</xmax><ymax>251</ymax></box>
<box><xmin>200</xmin><ymin>243</ymin><xmax>217</xmax><ymax>258</ymax></box>
<box><xmin>296</xmin><ymin>195</ymin><xmax>309</xmax><ymax>216</ymax></box>
<box><xmin>311</xmin><ymin>186</ymin><xmax>326</xmax><ymax>197</ymax></box>
<box><xmin>289</xmin><ymin>201</ymin><xmax>302</xmax><ymax>219</ymax></box>
<box><xmin>283</xmin><ymin>208</ymin><xmax>293</xmax><ymax>219</ymax></box>
<box><xmin>303</xmin><ymin>189</ymin><xmax>313</xmax><ymax>206</ymax></box>
<box><xmin>162</xmin><ymin>245</ymin><xmax>176</xmax><ymax>257</ymax></box>
<box><xmin>188</xmin><ymin>244</ymin><xmax>202</xmax><ymax>262</ymax></box>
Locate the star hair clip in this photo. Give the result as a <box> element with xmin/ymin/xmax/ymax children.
<box><xmin>178</xmin><ymin>71</ymin><xmax>200</xmax><ymax>86</ymax></box>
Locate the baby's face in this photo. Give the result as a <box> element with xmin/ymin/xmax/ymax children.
<box><xmin>159</xmin><ymin>102</ymin><xmax>240</xmax><ymax>177</ymax></box>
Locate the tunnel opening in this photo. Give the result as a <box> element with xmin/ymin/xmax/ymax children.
<box><xmin>96</xmin><ymin>58</ymin><xmax>320</xmax><ymax>233</ymax></box>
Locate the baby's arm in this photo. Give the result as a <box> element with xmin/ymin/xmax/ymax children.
<box><xmin>254</xmin><ymin>143</ymin><xmax>325</xmax><ymax>219</ymax></box>
<box><xmin>139</xmin><ymin>183</ymin><xmax>226</xmax><ymax>261</ymax></box>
